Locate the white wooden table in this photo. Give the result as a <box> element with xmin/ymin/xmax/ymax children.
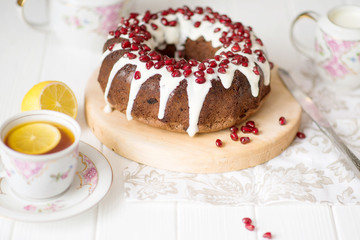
<box><xmin>1</xmin><ymin>0</ymin><xmax>360</xmax><ymax>239</ymax></box>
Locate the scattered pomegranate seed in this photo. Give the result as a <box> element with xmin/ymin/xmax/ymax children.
<box><xmin>161</xmin><ymin>18</ymin><xmax>169</xmax><ymax>26</ymax></box>
<box><xmin>146</xmin><ymin>61</ymin><xmax>154</xmax><ymax>69</ymax></box>
<box><xmin>253</xmin><ymin>66</ymin><xmax>260</xmax><ymax>75</ymax></box>
<box><xmin>166</xmin><ymin>65</ymin><xmax>175</xmax><ymax>72</ymax></box>
<box><xmin>296</xmin><ymin>131</ymin><xmax>306</xmax><ymax>139</ymax></box>
<box><xmin>263</xmin><ymin>232</ymin><xmax>272</xmax><ymax>239</ymax></box>
<box><xmin>209</xmin><ymin>61</ymin><xmax>217</xmax><ymax>68</ymax></box>
<box><xmin>194</xmin><ymin>70</ymin><xmax>205</xmax><ymax>77</ymax></box>
<box><xmin>139</xmin><ymin>55</ymin><xmax>150</xmax><ymax>62</ymax></box>
<box><xmin>171</xmin><ymin>70</ymin><xmax>181</xmax><ymax>77</ymax></box>
<box><xmin>194</xmin><ymin>21</ymin><xmax>201</xmax><ymax>28</ymax></box>
<box><xmin>169</xmin><ymin>20</ymin><xmax>177</xmax><ymax>26</ymax></box>
<box><xmin>215</xmin><ymin>139</ymin><xmax>223</xmax><ymax>147</ymax></box>
<box><xmin>198</xmin><ymin>63</ymin><xmax>206</xmax><ymax>71</ymax></box>
<box><xmin>214</xmin><ymin>27</ymin><xmax>221</xmax><ymax>33</ymax></box>
<box><xmin>231</xmin><ymin>43</ymin><xmax>241</xmax><ymax>52</ymax></box>
<box><xmin>246</xmin><ymin>120</ymin><xmax>255</xmax><ymax>128</ymax></box>
<box><xmin>114</xmin><ymin>30</ymin><xmax>121</xmax><ymax>38</ymax></box>
<box><xmin>256</xmin><ymin>38</ymin><xmax>263</xmax><ymax>46</ymax></box>
<box><xmin>279</xmin><ymin>116</ymin><xmax>286</xmax><ymax>125</ymax></box>
<box><xmin>206</xmin><ymin>68</ymin><xmax>214</xmax><ymax>74</ymax></box>
<box><xmin>252</xmin><ymin>127</ymin><xmax>259</xmax><ymax>135</ymax></box>
<box><xmin>242</xmin><ymin>217</ymin><xmax>252</xmax><ymax>224</ymax></box>
<box><xmin>109</xmin><ymin>31</ymin><xmax>114</xmax><ymax>36</ymax></box>
<box><xmin>245</xmin><ymin>223</ymin><xmax>255</xmax><ymax>231</ymax></box>
<box><xmin>241</xmin><ymin>126</ymin><xmax>252</xmax><ymax>133</ymax></box>
<box><xmin>151</xmin><ymin>23</ymin><xmax>158</xmax><ymax>30</ymax></box>
<box><xmin>218</xmin><ymin>67</ymin><xmax>227</xmax><ymax>74</ymax></box>
<box><xmin>134</xmin><ymin>71</ymin><xmax>141</xmax><ymax>80</ymax></box>
<box><xmin>126</xmin><ymin>52</ymin><xmax>137</xmax><ymax>59</ymax></box>
<box><xmin>230</xmin><ymin>132</ymin><xmax>239</xmax><ymax>141</ymax></box>
<box><xmin>230</xmin><ymin>126</ymin><xmax>238</xmax><ymax>133</ymax></box>
<box><xmin>240</xmin><ymin>137</ymin><xmax>250</xmax><ymax>144</ymax></box>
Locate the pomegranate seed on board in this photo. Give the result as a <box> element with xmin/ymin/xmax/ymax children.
<box><xmin>279</xmin><ymin>116</ymin><xmax>286</xmax><ymax>125</ymax></box>
<box><xmin>263</xmin><ymin>232</ymin><xmax>272</xmax><ymax>239</ymax></box>
<box><xmin>246</xmin><ymin>120</ymin><xmax>255</xmax><ymax>128</ymax></box>
<box><xmin>230</xmin><ymin>132</ymin><xmax>238</xmax><ymax>141</ymax></box>
<box><xmin>240</xmin><ymin>137</ymin><xmax>250</xmax><ymax>144</ymax></box>
<box><xmin>230</xmin><ymin>126</ymin><xmax>238</xmax><ymax>133</ymax></box>
<box><xmin>215</xmin><ymin>139</ymin><xmax>223</xmax><ymax>147</ymax></box>
<box><xmin>241</xmin><ymin>126</ymin><xmax>252</xmax><ymax>133</ymax></box>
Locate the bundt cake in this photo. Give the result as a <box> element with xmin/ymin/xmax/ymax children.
<box><xmin>98</xmin><ymin>6</ymin><xmax>271</xmax><ymax>136</ymax></box>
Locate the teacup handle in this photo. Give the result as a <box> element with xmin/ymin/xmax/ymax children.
<box><xmin>16</xmin><ymin>0</ymin><xmax>50</xmax><ymax>32</ymax></box>
<box><xmin>290</xmin><ymin>11</ymin><xmax>320</xmax><ymax>59</ymax></box>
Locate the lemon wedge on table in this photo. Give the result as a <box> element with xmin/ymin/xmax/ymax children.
<box><xmin>21</xmin><ymin>81</ymin><xmax>78</xmax><ymax>119</ymax></box>
<box><xmin>7</xmin><ymin>123</ymin><xmax>61</xmax><ymax>155</ymax></box>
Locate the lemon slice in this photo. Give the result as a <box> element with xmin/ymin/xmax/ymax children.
<box><xmin>21</xmin><ymin>81</ymin><xmax>78</xmax><ymax>118</ymax></box>
<box><xmin>7</xmin><ymin>123</ymin><xmax>61</xmax><ymax>155</ymax></box>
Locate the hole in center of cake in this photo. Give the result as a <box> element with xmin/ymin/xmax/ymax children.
<box><xmin>155</xmin><ymin>37</ymin><xmax>220</xmax><ymax>62</ymax></box>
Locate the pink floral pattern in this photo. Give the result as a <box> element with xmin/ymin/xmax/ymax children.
<box><xmin>24</xmin><ymin>200</ymin><xmax>65</xmax><ymax>213</ymax></box>
<box><xmin>317</xmin><ymin>32</ymin><xmax>359</xmax><ymax>78</ymax></box>
<box><xmin>12</xmin><ymin>158</ymin><xmax>47</xmax><ymax>184</ymax></box>
<box><xmin>96</xmin><ymin>2</ymin><xmax>123</xmax><ymax>35</ymax></box>
<box><xmin>77</xmin><ymin>153</ymin><xmax>98</xmax><ymax>193</ymax></box>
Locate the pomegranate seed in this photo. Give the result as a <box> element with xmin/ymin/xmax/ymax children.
<box><xmin>161</xmin><ymin>10</ymin><xmax>169</xmax><ymax>16</ymax></box>
<box><xmin>206</xmin><ymin>68</ymin><xmax>214</xmax><ymax>74</ymax></box>
<box><xmin>134</xmin><ymin>71</ymin><xmax>141</xmax><ymax>80</ymax></box>
<box><xmin>161</xmin><ymin>18</ymin><xmax>169</xmax><ymax>25</ymax></box>
<box><xmin>240</xmin><ymin>137</ymin><xmax>250</xmax><ymax>144</ymax></box>
<box><xmin>279</xmin><ymin>116</ymin><xmax>286</xmax><ymax>125</ymax></box>
<box><xmin>114</xmin><ymin>30</ymin><xmax>121</xmax><ymax>38</ymax></box>
<box><xmin>245</xmin><ymin>223</ymin><xmax>255</xmax><ymax>231</ymax></box>
<box><xmin>146</xmin><ymin>61</ymin><xmax>154</xmax><ymax>69</ymax></box>
<box><xmin>195</xmin><ymin>77</ymin><xmax>206</xmax><ymax>84</ymax></box>
<box><xmin>243</xmin><ymin>48</ymin><xmax>252</xmax><ymax>54</ymax></box>
<box><xmin>231</xmin><ymin>43</ymin><xmax>241</xmax><ymax>52</ymax></box>
<box><xmin>169</xmin><ymin>20</ymin><xmax>177</xmax><ymax>26</ymax></box>
<box><xmin>194</xmin><ymin>21</ymin><xmax>201</xmax><ymax>28</ymax></box>
<box><xmin>241</xmin><ymin>126</ymin><xmax>252</xmax><ymax>133</ymax></box>
<box><xmin>183</xmin><ymin>69</ymin><xmax>192</xmax><ymax>77</ymax></box>
<box><xmin>129</xmin><ymin>12</ymin><xmax>139</xmax><ymax>18</ymax></box>
<box><xmin>296</xmin><ymin>131</ymin><xmax>306</xmax><ymax>139</ymax></box>
<box><xmin>141</xmin><ymin>44</ymin><xmax>151</xmax><ymax>52</ymax></box>
<box><xmin>194</xmin><ymin>71</ymin><xmax>205</xmax><ymax>77</ymax></box>
<box><xmin>109</xmin><ymin>31</ymin><xmax>114</xmax><ymax>36</ymax></box>
<box><xmin>258</xmin><ymin>56</ymin><xmax>266</xmax><ymax>63</ymax></box>
<box><xmin>242</xmin><ymin>217</ymin><xmax>252</xmax><ymax>224</ymax></box>
<box><xmin>132</xmin><ymin>36</ymin><xmax>144</xmax><ymax>44</ymax></box>
<box><xmin>214</xmin><ymin>27</ymin><xmax>221</xmax><ymax>33</ymax></box>
<box><xmin>171</xmin><ymin>70</ymin><xmax>181</xmax><ymax>77</ymax></box>
<box><xmin>214</xmin><ymin>55</ymin><xmax>221</xmax><ymax>61</ymax></box>
<box><xmin>165</xmin><ymin>58</ymin><xmax>175</xmax><ymax>65</ymax></box>
<box><xmin>120</xmin><ymin>27</ymin><xmax>128</xmax><ymax>35</ymax></box>
<box><xmin>246</xmin><ymin>120</ymin><xmax>255</xmax><ymax>128</ymax></box>
<box><xmin>256</xmin><ymin>38</ymin><xmax>263</xmax><ymax>46</ymax></box>
<box><xmin>126</xmin><ymin>52</ymin><xmax>137</xmax><ymax>59</ymax></box>
<box><xmin>253</xmin><ymin>66</ymin><xmax>260</xmax><ymax>75</ymax></box>
<box><xmin>195</xmin><ymin>7</ymin><xmax>204</xmax><ymax>14</ymax></box>
<box><xmin>263</xmin><ymin>232</ymin><xmax>272</xmax><ymax>239</ymax></box>
<box><xmin>198</xmin><ymin>63</ymin><xmax>206</xmax><ymax>71</ymax></box>
<box><xmin>218</xmin><ymin>67</ymin><xmax>227</xmax><ymax>74</ymax></box>
<box><xmin>166</xmin><ymin>65</ymin><xmax>175</xmax><ymax>72</ymax></box>
<box><xmin>209</xmin><ymin>61</ymin><xmax>217</xmax><ymax>68</ymax></box>
<box><xmin>121</xmin><ymin>40</ymin><xmax>131</xmax><ymax>49</ymax></box>
<box><xmin>230</xmin><ymin>132</ymin><xmax>238</xmax><ymax>141</ymax></box>
<box><xmin>131</xmin><ymin>43</ymin><xmax>139</xmax><ymax>50</ymax></box>
<box><xmin>108</xmin><ymin>44</ymin><xmax>115</xmax><ymax>51</ymax></box>
<box><xmin>189</xmin><ymin>59</ymin><xmax>198</xmax><ymax>66</ymax></box>
<box><xmin>252</xmin><ymin>127</ymin><xmax>259</xmax><ymax>135</ymax></box>
<box><xmin>215</xmin><ymin>139</ymin><xmax>222</xmax><ymax>147</ymax></box>
<box><xmin>154</xmin><ymin>61</ymin><xmax>164</xmax><ymax>69</ymax></box>
<box><xmin>230</xmin><ymin>126</ymin><xmax>238</xmax><ymax>133</ymax></box>
<box><xmin>139</xmin><ymin>55</ymin><xmax>150</xmax><ymax>62</ymax></box>
<box><xmin>151</xmin><ymin>23</ymin><xmax>158</xmax><ymax>30</ymax></box>
<box><xmin>206</xmin><ymin>7</ymin><xmax>213</xmax><ymax>13</ymax></box>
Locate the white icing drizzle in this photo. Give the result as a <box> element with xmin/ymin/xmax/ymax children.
<box><xmin>101</xmin><ymin>7</ymin><xmax>271</xmax><ymax>136</ymax></box>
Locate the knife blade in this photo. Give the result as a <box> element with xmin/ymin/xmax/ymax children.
<box><xmin>277</xmin><ymin>68</ymin><xmax>360</xmax><ymax>173</ymax></box>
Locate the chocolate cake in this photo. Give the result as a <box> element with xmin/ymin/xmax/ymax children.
<box><xmin>98</xmin><ymin>6</ymin><xmax>271</xmax><ymax>136</ymax></box>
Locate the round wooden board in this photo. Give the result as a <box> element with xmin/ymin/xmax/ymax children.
<box><xmin>85</xmin><ymin>67</ymin><xmax>301</xmax><ymax>173</ymax></box>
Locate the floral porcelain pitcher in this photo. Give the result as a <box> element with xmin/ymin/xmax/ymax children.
<box><xmin>17</xmin><ymin>0</ymin><xmax>131</xmax><ymax>51</ymax></box>
<box><xmin>291</xmin><ymin>5</ymin><xmax>360</xmax><ymax>90</ymax></box>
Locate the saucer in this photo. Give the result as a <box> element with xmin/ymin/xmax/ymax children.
<box><xmin>0</xmin><ymin>141</ymin><xmax>113</xmax><ymax>222</ymax></box>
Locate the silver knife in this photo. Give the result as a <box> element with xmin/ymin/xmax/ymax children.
<box><xmin>278</xmin><ymin>68</ymin><xmax>360</xmax><ymax>173</ymax></box>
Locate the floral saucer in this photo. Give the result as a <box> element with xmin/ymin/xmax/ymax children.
<box><xmin>0</xmin><ymin>141</ymin><xmax>113</xmax><ymax>222</ymax></box>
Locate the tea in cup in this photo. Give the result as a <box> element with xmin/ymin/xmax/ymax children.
<box><xmin>291</xmin><ymin>5</ymin><xmax>360</xmax><ymax>90</ymax></box>
<box><xmin>0</xmin><ymin>110</ymin><xmax>81</xmax><ymax>199</ymax></box>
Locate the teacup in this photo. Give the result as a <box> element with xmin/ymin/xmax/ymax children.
<box><xmin>291</xmin><ymin>5</ymin><xmax>360</xmax><ymax>90</ymax></box>
<box><xmin>0</xmin><ymin>110</ymin><xmax>81</xmax><ymax>199</ymax></box>
<box><xmin>16</xmin><ymin>0</ymin><xmax>131</xmax><ymax>50</ymax></box>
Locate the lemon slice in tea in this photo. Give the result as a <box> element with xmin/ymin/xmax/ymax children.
<box><xmin>21</xmin><ymin>81</ymin><xmax>78</xmax><ymax>119</ymax></box>
<box><xmin>7</xmin><ymin>123</ymin><xmax>61</xmax><ymax>155</ymax></box>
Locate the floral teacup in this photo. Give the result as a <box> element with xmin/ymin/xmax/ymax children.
<box><xmin>17</xmin><ymin>0</ymin><xmax>131</xmax><ymax>51</ymax></box>
<box><xmin>291</xmin><ymin>5</ymin><xmax>360</xmax><ymax>90</ymax></box>
<box><xmin>0</xmin><ymin>110</ymin><xmax>81</xmax><ymax>199</ymax></box>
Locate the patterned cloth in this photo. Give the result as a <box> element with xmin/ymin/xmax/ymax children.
<box><xmin>123</xmin><ymin>67</ymin><xmax>360</xmax><ymax>206</ymax></box>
